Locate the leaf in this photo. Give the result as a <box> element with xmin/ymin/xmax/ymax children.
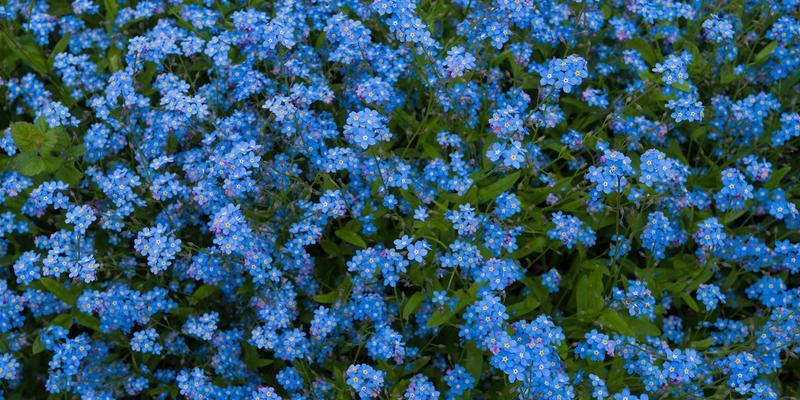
<box><xmin>598</xmin><ymin>309</ymin><xmax>634</xmax><ymax>336</ymax></box>
<box><xmin>681</xmin><ymin>292</ymin><xmax>700</xmax><ymax>312</ymax></box>
<box><xmin>464</xmin><ymin>343</ymin><xmax>483</xmax><ymax>380</ymax></box>
<box><xmin>68</xmin><ymin>144</ymin><xmax>87</xmax><ymax>157</ymax></box>
<box><xmin>48</xmin><ymin>126</ymin><xmax>72</xmax><ymax>151</ymax></box>
<box><xmin>626</xmin><ymin>37</ymin><xmax>659</xmax><ymax>65</ymax></box>
<box><xmin>48</xmin><ymin>34</ymin><xmax>71</xmax><ymax>65</ymax></box>
<box><xmin>720</xmin><ymin>67</ymin><xmax>737</xmax><ymax>84</ymax></box>
<box><xmin>103</xmin><ymin>0</ymin><xmax>119</xmax><ymax>25</ymax></box>
<box><xmin>478</xmin><ymin>171</ymin><xmax>521</xmax><ymax>201</ymax></box>
<box><xmin>40</xmin><ymin>278</ymin><xmax>77</xmax><ymax>305</ymax></box>
<box><xmin>689</xmin><ymin>337</ymin><xmax>716</xmax><ymax>350</ymax></box>
<box><xmin>672</xmin><ymin>82</ymin><xmax>692</xmax><ymax>92</ymax></box>
<box><xmin>55</xmin><ymin>163</ymin><xmax>83</xmax><ymax>185</ymax></box>
<box><xmin>508</xmin><ymin>296</ymin><xmax>541</xmax><ymax>318</ymax></box>
<box><xmin>50</xmin><ymin>313</ymin><xmax>74</xmax><ymax>328</ymax></box>
<box><xmin>1</xmin><ymin>33</ymin><xmax>49</xmax><ymax>75</ymax></box>
<box><xmin>753</xmin><ymin>41</ymin><xmax>778</xmax><ymax>65</ymax></box>
<box><xmin>626</xmin><ymin>317</ymin><xmax>661</xmax><ymax>339</ymax></box>
<box><xmin>243</xmin><ymin>343</ymin><xmax>273</xmax><ymax>368</ymax></box>
<box><xmin>313</xmin><ymin>291</ymin><xmax>340</xmax><ymax>304</ymax></box>
<box><xmin>34</xmin><ymin>118</ymin><xmax>49</xmax><ymax>133</ymax></box>
<box><xmin>319</xmin><ymin>239</ymin><xmax>340</xmax><ymax>257</ymax></box>
<box><xmin>10</xmin><ymin>122</ymin><xmax>46</xmax><ymax>152</ymax></box>
<box><xmin>334</xmin><ymin>225</ymin><xmax>367</xmax><ymax>248</ymax></box>
<box><xmin>426</xmin><ymin>310</ymin><xmax>454</xmax><ymax>328</ymax></box>
<box><xmin>403</xmin><ymin>292</ymin><xmax>425</xmax><ymax>319</ymax></box>
<box><xmin>32</xmin><ymin>336</ymin><xmax>45</xmax><ymax>354</ymax></box>
<box><xmin>41</xmin><ymin>155</ymin><xmax>64</xmax><ymax>173</ymax></box>
<box><xmin>765</xmin><ymin>166</ymin><xmax>790</xmax><ymax>189</ymax></box>
<box><xmin>576</xmin><ymin>270</ymin><xmax>604</xmax><ymax>317</ymax></box>
<box><xmin>12</xmin><ymin>153</ymin><xmax>46</xmax><ymax>176</ymax></box>
<box><xmin>510</xmin><ymin>236</ymin><xmax>545</xmax><ymax>259</ymax></box>
<box><xmin>73</xmin><ymin>311</ymin><xmax>101</xmax><ymax>331</ymax></box>
<box><xmin>192</xmin><ymin>284</ymin><xmax>219</xmax><ymax>301</ymax></box>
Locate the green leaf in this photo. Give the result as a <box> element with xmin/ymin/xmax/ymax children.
<box><xmin>12</xmin><ymin>153</ymin><xmax>46</xmax><ymax>176</ymax></box>
<box><xmin>41</xmin><ymin>155</ymin><xmax>64</xmax><ymax>173</ymax></box>
<box><xmin>40</xmin><ymin>278</ymin><xmax>77</xmax><ymax>305</ymax></box>
<box><xmin>626</xmin><ymin>317</ymin><xmax>661</xmax><ymax>339</ymax></box>
<box><xmin>34</xmin><ymin>118</ymin><xmax>49</xmax><ymax>133</ymax></box>
<box><xmin>313</xmin><ymin>291</ymin><xmax>340</xmax><ymax>304</ymax></box>
<box><xmin>426</xmin><ymin>310</ymin><xmax>454</xmax><ymax>328</ymax></box>
<box><xmin>48</xmin><ymin>34</ymin><xmax>71</xmax><ymax>65</ymax></box>
<box><xmin>672</xmin><ymin>82</ymin><xmax>692</xmax><ymax>92</ymax></box>
<box><xmin>576</xmin><ymin>270</ymin><xmax>604</xmax><ymax>317</ymax></box>
<box><xmin>626</xmin><ymin>37</ymin><xmax>660</xmax><ymax>65</ymax></box>
<box><xmin>50</xmin><ymin>313</ymin><xmax>74</xmax><ymax>328</ymax></box>
<box><xmin>192</xmin><ymin>284</ymin><xmax>219</xmax><ymax>301</ymax></box>
<box><xmin>32</xmin><ymin>336</ymin><xmax>45</xmax><ymax>354</ymax></box>
<box><xmin>73</xmin><ymin>311</ymin><xmax>101</xmax><ymax>331</ymax></box>
<box><xmin>681</xmin><ymin>292</ymin><xmax>700</xmax><ymax>312</ymax></box>
<box><xmin>720</xmin><ymin>67</ymin><xmax>737</xmax><ymax>84</ymax></box>
<box><xmin>319</xmin><ymin>239</ymin><xmax>340</xmax><ymax>257</ymax></box>
<box><xmin>68</xmin><ymin>144</ymin><xmax>87</xmax><ymax>157</ymax></box>
<box><xmin>508</xmin><ymin>296</ymin><xmax>541</xmax><ymax>318</ymax></box>
<box><xmin>55</xmin><ymin>163</ymin><xmax>84</xmax><ymax>185</ymax></box>
<box><xmin>510</xmin><ymin>236</ymin><xmax>545</xmax><ymax>259</ymax></box>
<box><xmin>243</xmin><ymin>343</ymin><xmax>273</xmax><ymax>368</ymax></box>
<box><xmin>334</xmin><ymin>225</ymin><xmax>367</xmax><ymax>248</ymax></box>
<box><xmin>403</xmin><ymin>292</ymin><xmax>425</xmax><ymax>319</ymax></box>
<box><xmin>765</xmin><ymin>166</ymin><xmax>790</xmax><ymax>189</ymax></box>
<box><xmin>598</xmin><ymin>309</ymin><xmax>634</xmax><ymax>336</ymax></box>
<box><xmin>10</xmin><ymin>122</ymin><xmax>47</xmax><ymax>152</ymax></box>
<box><xmin>1</xmin><ymin>33</ymin><xmax>49</xmax><ymax>75</ymax></box>
<box><xmin>689</xmin><ymin>337</ymin><xmax>716</xmax><ymax>350</ymax></box>
<box><xmin>103</xmin><ymin>0</ymin><xmax>119</xmax><ymax>25</ymax></box>
<box><xmin>48</xmin><ymin>126</ymin><xmax>72</xmax><ymax>151</ymax></box>
<box><xmin>478</xmin><ymin>171</ymin><xmax>520</xmax><ymax>201</ymax></box>
<box><xmin>753</xmin><ymin>41</ymin><xmax>778</xmax><ymax>65</ymax></box>
<box><xmin>464</xmin><ymin>343</ymin><xmax>483</xmax><ymax>380</ymax></box>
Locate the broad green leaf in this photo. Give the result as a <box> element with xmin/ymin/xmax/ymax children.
<box><xmin>10</xmin><ymin>122</ymin><xmax>46</xmax><ymax>152</ymax></box>
<box><xmin>73</xmin><ymin>311</ymin><xmax>101</xmax><ymax>331</ymax></box>
<box><xmin>689</xmin><ymin>337</ymin><xmax>716</xmax><ymax>350</ymax></box>
<box><xmin>508</xmin><ymin>296</ymin><xmax>541</xmax><ymax>318</ymax></box>
<box><xmin>313</xmin><ymin>291</ymin><xmax>340</xmax><ymax>304</ymax></box>
<box><xmin>426</xmin><ymin>310</ymin><xmax>454</xmax><ymax>328</ymax></box>
<box><xmin>403</xmin><ymin>292</ymin><xmax>425</xmax><ymax>319</ymax></box>
<box><xmin>48</xmin><ymin>34</ymin><xmax>71</xmax><ymax>65</ymax></box>
<box><xmin>464</xmin><ymin>343</ymin><xmax>483</xmax><ymax>380</ymax></box>
<box><xmin>319</xmin><ymin>239</ymin><xmax>340</xmax><ymax>257</ymax></box>
<box><xmin>192</xmin><ymin>284</ymin><xmax>219</xmax><ymax>301</ymax></box>
<box><xmin>478</xmin><ymin>171</ymin><xmax>520</xmax><ymax>201</ymax></box>
<box><xmin>55</xmin><ymin>163</ymin><xmax>84</xmax><ymax>185</ymax></box>
<box><xmin>12</xmin><ymin>153</ymin><xmax>46</xmax><ymax>176</ymax></box>
<box><xmin>41</xmin><ymin>155</ymin><xmax>64</xmax><ymax>173</ymax></box>
<box><xmin>40</xmin><ymin>278</ymin><xmax>77</xmax><ymax>305</ymax></box>
<box><xmin>681</xmin><ymin>292</ymin><xmax>700</xmax><ymax>312</ymax></box>
<box><xmin>32</xmin><ymin>336</ymin><xmax>45</xmax><ymax>354</ymax></box>
<box><xmin>765</xmin><ymin>167</ymin><xmax>790</xmax><ymax>189</ymax></box>
<box><xmin>598</xmin><ymin>309</ymin><xmax>634</xmax><ymax>336</ymax></box>
<box><xmin>753</xmin><ymin>41</ymin><xmax>778</xmax><ymax>65</ymax></box>
<box><xmin>243</xmin><ymin>343</ymin><xmax>273</xmax><ymax>368</ymax></box>
<box><xmin>335</xmin><ymin>225</ymin><xmax>367</xmax><ymax>248</ymax></box>
<box><xmin>626</xmin><ymin>317</ymin><xmax>661</xmax><ymax>339</ymax></box>
<box><xmin>50</xmin><ymin>313</ymin><xmax>74</xmax><ymax>328</ymax></box>
<box><xmin>576</xmin><ymin>270</ymin><xmax>604</xmax><ymax>317</ymax></box>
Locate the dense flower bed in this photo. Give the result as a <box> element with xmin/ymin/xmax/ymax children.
<box><xmin>0</xmin><ymin>0</ymin><xmax>798</xmax><ymax>398</ymax></box>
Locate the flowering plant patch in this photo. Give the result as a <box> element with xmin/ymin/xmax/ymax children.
<box><xmin>0</xmin><ymin>0</ymin><xmax>798</xmax><ymax>399</ymax></box>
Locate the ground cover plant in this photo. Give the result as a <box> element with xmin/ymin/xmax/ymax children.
<box><xmin>0</xmin><ymin>0</ymin><xmax>798</xmax><ymax>398</ymax></box>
